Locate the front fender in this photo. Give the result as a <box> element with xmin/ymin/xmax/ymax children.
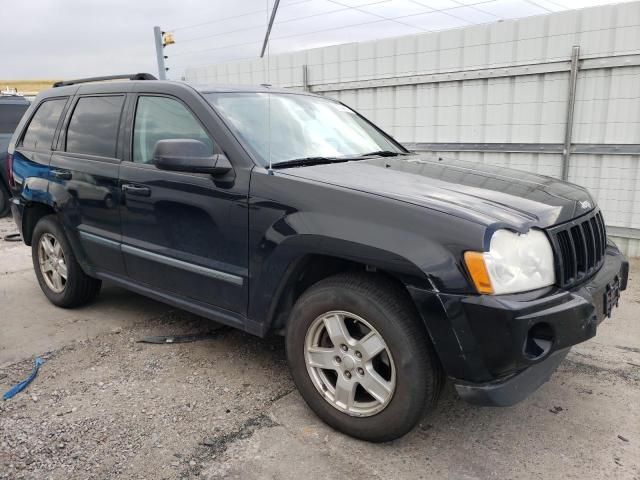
<box><xmin>248</xmin><ymin>233</ymin><xmax>429</xmax><ymax>324</ymax></box>
<box><xmin>247</xmin><ymin>169</ymin><xmax>487</xmax><ymax>329</ymax></box>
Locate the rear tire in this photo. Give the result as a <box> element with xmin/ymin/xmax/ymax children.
<box><xmin>31</xmin><ymin>215</ymin><xmax>101</xmax><ymax>308</ymax></box>
<box><xmin>286</xmin><ymin>272</ymin><xmax>442</xmax><ymax>442</ymax></box>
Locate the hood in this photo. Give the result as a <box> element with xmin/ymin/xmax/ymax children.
<box><xmin>278</xmin><ymin>153</ymin><xmax>594</xmax><ymax>230</ymax></box>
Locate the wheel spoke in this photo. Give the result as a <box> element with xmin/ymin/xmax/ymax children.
<box><xmin>357</xmin><ymin>331</ymin><xmax>385</xmax><ymax>361</ymax></box>
<box><xmin>58</xmin><ymin>261</ymin><xmax>68</xmax><ymax>280</ymax></box>
<box><xmin>53</xmin><ymin>241</ymin><xmax>62</xmax><ymax>257</ymax></box>
<box><xmin>41</xmin><ymin>260</ymin><xmax>54</xmax><ymax>273</ymax></box>
<box><xmin>41</xmin><ymin>238</ymin><xmax>54</xmax><ymax>257</ymax></box>
<box><xmin>51</xmin><ymin>271</ymin><xmax>63</xmax><ymax>291</ymax></box>
<box><xmin>323</xmin><ymin>313</ymin><xmax>352</xmax><ymax>347</ymax></box>
<box><xmin>334</xmin><ymin>375</ymin><xmax>356</xmax><ymax>410</ymax></box>
<box><xmin>359</xmin><ymin>368</ymin><xmax>393</xmax><ymax>404</ymax></box>
<box><xmin>307</xmin><ymin>347</ymin><xmax>336</xmax><ymax>370</ymax></box>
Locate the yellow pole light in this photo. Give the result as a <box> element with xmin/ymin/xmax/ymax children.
<box><xmin>163</xmin><ymin>32</ymin><xmax>175</xmax><ymax>46</ymax></box>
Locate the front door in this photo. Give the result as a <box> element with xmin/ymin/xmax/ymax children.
<box><xmin>119</xmin><ymin>94</ymin><xmax>248</xmax><ymax>314</ymax></box>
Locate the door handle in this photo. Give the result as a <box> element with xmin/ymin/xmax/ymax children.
<box><xmin>51</xmin><ymin>169</ymin><xmax>72</xmax><ymax>180</ymax></box>
<box><xmin>122</xmin><ymin>184</ymin><xmax>151</xmax><ymax>197</ymax></box>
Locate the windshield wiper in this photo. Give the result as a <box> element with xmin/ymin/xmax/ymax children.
<box><xmin>271</xmin><ymin>151</ymin><xmax>406</xmax><ymax>169</ymax></box>
<box><xmin>357</xmin><ymin>150</ymin><xmax>405</xmax><ymax>157</ymax></box>
<box><xmin>271</xmin><ymin>156</ymin><xmax>349</xmax><ymax>169</ymax></box>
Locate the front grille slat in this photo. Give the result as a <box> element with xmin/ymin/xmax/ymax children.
<box><xmin>590</xmin><ymin>216</ymin><xmax>602</xmax><ymax>263</ymax></box>
<box><xmin>583</xmin><ymin>220</ymin><xmax>595</xmax><ymax>269</ymax></box>
<box><xmin>567</xmin><ymin>228</ymin><xmax>579</xmax><ymax>280</ymax></box>
<box><xmin>548</xmin><ymin>209</ymin><xmax>607</xmax><ymax>289</ymax></box>
<box><xmin>570</xmin><ymin>226</ymin><xmax>587</xmax><ymax>276</ymax></box>
<box><xmin>596</xmin><ymin>212</ymin><xmax>607</xmax><ymax>255</ymax></box>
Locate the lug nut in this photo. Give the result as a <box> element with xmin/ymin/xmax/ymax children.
<box><xmin>334</xmin><ymin>356</ymin><xmax>342</xmax><ymax>364</ymax></box>
<box><xmin>340</xmin><ymin>344</ymin><xmax>348</xmax><ymax>352</ymax></box>
<box><xmin>355</xmin><ymin>351</ymin><xmax>362</xmax><ymax>359</ymax></box>
<box><xmin>345</xmin><ymin>371</ymin><xmax>352</xmax><ymax>379</ymax></box>
<box><xmin>357</xmin><ymin>367</ymin><xmax>364</xmax><ymax>376</ymax></box>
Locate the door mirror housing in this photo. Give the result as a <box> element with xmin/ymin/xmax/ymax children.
<box><xmin>152</xmin><ymin>139</ymin><xmax>232</xmax><ymax>176</ymax></box>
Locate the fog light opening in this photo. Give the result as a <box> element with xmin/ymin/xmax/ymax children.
<box><xmin>524</xmin><ymin>323</ymin><xmax>553</xmax><ymax>360</ymax></box>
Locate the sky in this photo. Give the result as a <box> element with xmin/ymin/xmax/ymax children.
<box><xmin>1</xmin><ymin>0</ymin><xmax>633</xmax><ymax>80</ymax></box>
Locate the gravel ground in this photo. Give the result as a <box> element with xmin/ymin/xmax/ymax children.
<box><xmin>0</xmin><ymin>312</ymin><xmax>293</xmax><ymax>479</ymax></box>
<box><xmin>0</xmin><ymin>216</ymin><xmax>639</xmax><ymax>479</ymax></box>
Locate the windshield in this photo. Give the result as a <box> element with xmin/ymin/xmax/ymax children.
<box><xmin>205</xmin><ymin>92</ymin><xmax>403</xmax><ymax>166</ymax></box>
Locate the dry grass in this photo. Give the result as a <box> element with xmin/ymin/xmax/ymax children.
<box><xmin>0</xmin><ymin>80</ymin><xmax>59</xmax><ymax>94</ymax></box>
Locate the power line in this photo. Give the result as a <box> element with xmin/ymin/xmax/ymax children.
<box><xmin>420</xmin><ymin>0</ymin><xmax>503</xmax><ymax>25</ymax></box>
<box><xmin>522</xmin><ymin>0</ymin><xmax>554</xmax><ymax>13</ymax></box>
<box><xmin>167</xmin><ymin>0</ymin><xmax>311</xmax><ymax>32</ymax></box>
<box><xmin>326</xmin><ymin>0</ymin><xmax>428</xmax><ymax>32</ymax></box>
<box><xmin>169</xmin><ymin>0</ymin><xmax>573</xmax><ymax>72</ymax></box>
<box><xmin>170</xmin><ymin>0</ymin><xmax>495</xmax><ymax>58</ymax></box>
<box><xmin>266</xmin><ymin>0</ymin><xmax>555</xmax><ymax>41</ymax></box>
<box><xmin>173</xmin><ymin>0</ymin><xmax>391</xmax><ymax>46</ymax></box>
<box><xmin>172</xmin><ymin>39</ymin><xmax>262</xmax><ymax>58</ymax></box>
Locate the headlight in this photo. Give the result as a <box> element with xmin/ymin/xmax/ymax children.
<box><xmin>464</xmin><ymin>229</ymin><xmax>555</xmax><ymax>295</ymax></box>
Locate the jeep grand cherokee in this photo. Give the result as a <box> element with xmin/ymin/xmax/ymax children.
<box><xmin>6</xmin><ymin>74</ymin><xmax>628</xmax><ymax>442</ymax></box>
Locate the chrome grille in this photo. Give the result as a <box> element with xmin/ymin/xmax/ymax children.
<box><xmin>547</xmin><ymin>209</ymin><xmax>607</xmax><ymax>288</ymax></box>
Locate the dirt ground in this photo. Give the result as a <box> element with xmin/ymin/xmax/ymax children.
<box><xmin>0</xmin><ymin>216</ymin><xmax>639</xmax><ymax>480</ymax></box>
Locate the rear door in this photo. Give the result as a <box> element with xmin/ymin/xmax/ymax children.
<box><xmin>11</xmin><ymin>97</ymin><xmax>68</xmax><ymax>202</ymax></box>
<box><xmin>49</xmin><ymin>93</ymin><xmax>127</xmax><ymax>275</ymax></box>
<box><xmin>119</xmin><ymin>93</ymin><xmax>249</xmax><ymax>315</ymax></box>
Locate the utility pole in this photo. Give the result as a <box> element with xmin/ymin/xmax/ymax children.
<box><xmin>154</xmin><ymin>26</ymin><xmax>167</xmax><ymax>80</ymax></box>
<box><xmin>260</xmin><ymin>0</ymin><xmax>281</xmax><ymax>58</ymax></box>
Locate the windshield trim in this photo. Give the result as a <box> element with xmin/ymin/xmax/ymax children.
<box><xmin>203</xmin><ymin>91</ymin><xmax>408</xmax><ymax>169</ymax></box>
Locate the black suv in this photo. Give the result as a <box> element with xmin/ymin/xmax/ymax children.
<box><xmin>7</xmin><ymin>74</ymin><xmax>628</xmax><ymax>442</ymax></box>
<box><xmin>1</xmin><ymin>94</ymin><xmax>30</xmax><ymax>216</ymax></box>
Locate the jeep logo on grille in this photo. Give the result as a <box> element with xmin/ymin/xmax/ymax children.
<box><xmin>579</xmin><ymin>200</ymin><xmax>592</xmax><ymax>209</ymax></box>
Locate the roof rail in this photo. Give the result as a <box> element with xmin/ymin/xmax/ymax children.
<box><xmin>53</xmin><ymin>73</ymin><xmax>157</xmax><ymax>88</ymax></box>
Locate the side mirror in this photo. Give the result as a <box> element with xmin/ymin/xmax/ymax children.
<box><xmin>152</xmin><ymin>139</ymin><xmax>232</xmax><ymax>176</ymax></box>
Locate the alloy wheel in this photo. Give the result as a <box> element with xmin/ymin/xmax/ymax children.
<box><xmin>304</xmin><ymin>310</ymin><xmax>396</xmax><ymax>417</ymax></box>
<box><xmin>38</xmin><ymin>233</ymin><xmax>68</xmax><ymax>293</ymax></box>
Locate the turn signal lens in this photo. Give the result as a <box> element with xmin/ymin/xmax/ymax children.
<box><xmin>464</xmin><ymin>251</ymin><xmax>494</xmax><ymax>294</ymax></box>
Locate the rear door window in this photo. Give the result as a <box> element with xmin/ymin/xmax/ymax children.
<box><xmin>66</xmin><ymin>96</ymin><xmax>125</xmax><ymax>158</ymax></box>
<box><xmin>21</xmin><ymin>98</ymin><xmax>67</xmax><ymax>151</ymax></box>
<box><xmin>132</xmin><ymin>96</ymin><xmax>213</xmax><ymax>164</ymax></box>
<box><xmin>0</xmin><ymin>102</ymin><xmax>29</xmax><ymax>134</ymax></box>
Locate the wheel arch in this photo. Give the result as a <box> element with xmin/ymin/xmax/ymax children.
<box><xmin>21</xmin><ymin>202</ymin><xmax>56</xmax><ymax>245</ymax></box>
<box><xmin>255</xmin><ymin>239</ymin><xmax>437</xmax><ymax>336</ymax></box>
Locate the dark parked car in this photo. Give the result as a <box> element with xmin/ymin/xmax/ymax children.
<box><xmin>7</xmin><ymin>74</ymin><xmax>628</xmax><ymax>442</ymax></box>
<box><xmin>0</xmin><ymin>94</ymin><xmax>30</xmax><ymax>216</ymax></box>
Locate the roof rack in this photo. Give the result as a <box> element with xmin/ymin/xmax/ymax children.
<box><xmin>53</xmin><ymin>73</ymin><xmax>157</xmax><ymax>88</ymax></box>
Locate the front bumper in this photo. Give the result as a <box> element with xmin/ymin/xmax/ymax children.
<box><xmin>454</xmin><ymin>347</ymin><xmax>570</xmax><ymax>406</ymax></box>
<box><xmin>410</xmin><ymin>244</ymin><xmax>628</xmax><ymax>407</ymax></box>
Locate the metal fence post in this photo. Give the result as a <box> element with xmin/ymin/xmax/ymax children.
<box><xmin>302</xmin><ymin>65</ymin><xmax>309</xmax><ymax>91</ymax></box>
<box><xmin>562</xmin><ymin>45</ymin><xmax>580</xmax><ymax>181</ymax></box>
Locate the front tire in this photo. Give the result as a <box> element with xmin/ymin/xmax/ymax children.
<box><xmin>32</xmin><ymin>215</ymin><xmax>101</xmax><ymax>308</ymax></box>
<box><xmin>286</xmin><ymin>272</ymin><xmax>442</xmax><ymax>442</ymax></box>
